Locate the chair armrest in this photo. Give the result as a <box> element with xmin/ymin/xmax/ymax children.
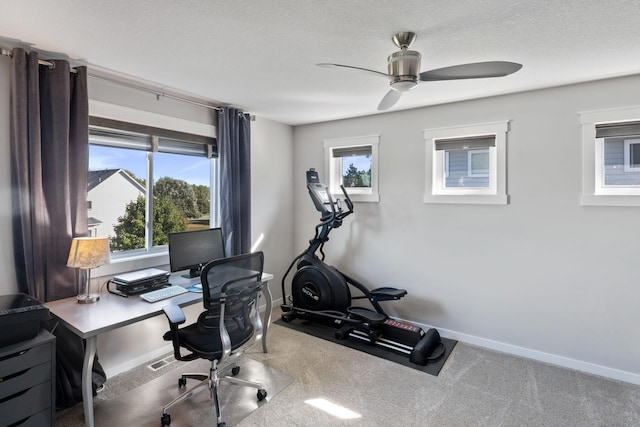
<box><xmin>162</xmin><ymin>303</ymin><xmax>198</xmax><ymax>362</ymax></box>
<box><xmin>163</xmin><ymin>304</ymin><xmax>186</xmax><ymax>325</ymax></box>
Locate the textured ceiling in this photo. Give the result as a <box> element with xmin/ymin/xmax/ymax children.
<box><xmin>1</xmin><ymin>1</ymin><xmax>640</xmax><ymax>125</ymax></box>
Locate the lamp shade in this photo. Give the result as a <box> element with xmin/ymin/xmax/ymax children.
<box><xmin>67</xmin><ymin>237</ymin><xmax>111</xmax><ymax>269</ymax></box>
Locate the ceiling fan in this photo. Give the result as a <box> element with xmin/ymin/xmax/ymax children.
<box><xmin>318</xmin><ymin>32</ymin><xmax>522</xmax><ymax>111</ymax></box>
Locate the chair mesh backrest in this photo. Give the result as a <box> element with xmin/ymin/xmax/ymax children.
<box><xmin>200</xmin><ymin>251</ymin><xmax>264</xmax><ymax>310</ymax></box>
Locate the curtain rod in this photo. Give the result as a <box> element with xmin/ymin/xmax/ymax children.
<box><xmin>1</xmin><ymin>48</ymin><xmax>228</xmax><ymax>114</ymax></box>
<box><xmin>1</xmin><ymin>47</ymin><xmax>65</xmax><ymax>71</ymax></box>
<box><xmin>87</xmin><ymin>73</ymin><xmax>221</xmax><ymax>112</ymax></box>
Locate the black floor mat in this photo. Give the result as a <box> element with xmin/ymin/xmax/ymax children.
<box><xmin>274</xmin><ymin>318</ymin><xmax>457</xmax><ymax>376</ymax></box>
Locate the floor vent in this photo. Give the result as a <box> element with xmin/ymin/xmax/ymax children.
<box><xmin>148</xmin><ymin>355</ymin><xmax>176</xmax><ymax>371</ymax></box>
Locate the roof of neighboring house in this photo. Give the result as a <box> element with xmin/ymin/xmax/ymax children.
<box><xmin>88</xmin><ymin>169</ymin><xmax>120</xmax><ymax>192</ymax></box>
<box><xmin>88</xmin><ymin>169</ymin><xmax>146</xmax><ymax>193</ymax></box>
<box><xmin>87</xmin><ymin>217</ymin><xmax>102</xmax><ymax>226</ymax></box>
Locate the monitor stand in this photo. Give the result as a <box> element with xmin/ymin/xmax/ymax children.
<box><xmin>181</xmin><ymin>266</ymin><xmax>201</xmax><ymax>279</ymax></box>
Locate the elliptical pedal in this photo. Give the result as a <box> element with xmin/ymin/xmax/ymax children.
<box><xmin>369</xmin><ymin>287</ymin><xmax>408</xmax><ymax>300</ymax></box>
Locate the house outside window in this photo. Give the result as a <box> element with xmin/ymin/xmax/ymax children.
<box><xmin>424</xmin><ymin>121</ymin><xmax>509</xmax><ymax>205</ymax></box>
<box><xmin>88</xmin><ymin>115</ymin><xmax>217</xmax><ymax>255</ymax></box>
<box><xmin>581</xmin><ymin>106</ymin><xmax>640</xmax><ymax>206</ymax></box>
<box><xmin>324</xmin><ymin>135</ymin><xmax>379</xmax><ymax>202</ymax></box>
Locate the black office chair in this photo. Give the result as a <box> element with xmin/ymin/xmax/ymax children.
<box><xmin>160</xmin><ymin>252</ymin><xmax>267</xmax><ymax>427</ymax></box>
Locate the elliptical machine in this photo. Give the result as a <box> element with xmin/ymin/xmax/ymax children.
<box><xmin>281</xmin><ymin>169</ymin><xmax>443</xmax><ymax>365</ymax></box>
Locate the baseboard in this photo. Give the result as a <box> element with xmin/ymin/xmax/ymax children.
<box><xmin>411</xmin><ymin>321</ymin><xmax>640</xmax><ymax>386</ymax></box>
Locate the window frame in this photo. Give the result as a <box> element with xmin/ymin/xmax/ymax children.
<box><xmin>324</xmin><ymin>135</ymin><xmax>380</xmax><ymax>203</ymax></box>
<box><xmin>580</xmin><ymin>106</ymin><xmax>640</xmax><ymax>206</ymax></box>
<box><xmin>424</xmin><ymin>121</ymin><xmax>509</xmax><ymax>205</ymax></box>
<box><xmin>88</xmin><ymin>100</ymin><xmax>218</xmax><ymax>267</ymax></box>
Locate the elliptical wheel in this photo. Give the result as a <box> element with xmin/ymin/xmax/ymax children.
<box><xmin>291</xmin><ymin>265</ymin><xmax>351</xmax><ymax>312</ymax></box>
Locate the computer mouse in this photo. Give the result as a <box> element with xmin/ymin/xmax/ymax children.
<box><xmin>194</xmin><ymin>283</ymin><xmax>202</xmax><ymax>290</ymax></box>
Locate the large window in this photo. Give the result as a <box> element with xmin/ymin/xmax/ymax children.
<box><xmin>581</xmin><ymin>106</ymin><xmax>640</xmax><ymax>206</ymax></box>
<box><xmin>88</xmin><ymin>117</ymin><xmax>217</xmax><ymax>255</ymax></box>
<box><xmin>324</xmin><ymin>135</ymin><xmax>379</xmax><ymax>202</ymax></box>
<box><xmin>424</xmin><ymin>121</ymin><xmax>509</xmax><ymax>204</ymax></box>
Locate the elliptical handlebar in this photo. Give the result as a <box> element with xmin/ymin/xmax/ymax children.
<box><xmin>339</xmin><ymin>184</ymin><xmax>354</xmax><ymax>216</ymax></box>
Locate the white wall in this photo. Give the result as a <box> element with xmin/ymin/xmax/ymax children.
<box><xmin>250</xmin><ymin>116</ymin><xmax>294</xmax><ymax>307</ymax></box>
<box><xmin>0</xmin><ymin>56</ymin><xmax>18</xmax><ymax>294</ymax></box>
<box><xmin>293</xmin><ymin>75</ymin><xmax>640</xmax><ymax>384</ymax></box>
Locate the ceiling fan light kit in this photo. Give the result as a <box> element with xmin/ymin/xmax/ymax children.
<box><xmin>318</xmin><ymin>31</ymin><xmax>522</xmax><ymax>111</ymax></box>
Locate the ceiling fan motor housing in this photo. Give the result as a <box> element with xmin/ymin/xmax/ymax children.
<box><xmin>388</xmin><ymin>50</ymin><xmax>421</xmax><ymax>91</ymax></box>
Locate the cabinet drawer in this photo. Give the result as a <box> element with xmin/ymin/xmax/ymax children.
<box><xmin>1</xmin><ymin>408</ymin><xmax>51</xmax><ymax>427</ymax></box>
<box><xmin>0</xmin><ymin>344</ymin><xmax>50</xmax><ymax>378</ymax></box>
<box><xmin>0</xmin><ymin>381</ymin><xmax>51</xmax><ymax>426</ymax></box>
<box><xmin>0</xmin><ymin>362</ymin><xmax>51</xmax><ymax>400</ymax></box>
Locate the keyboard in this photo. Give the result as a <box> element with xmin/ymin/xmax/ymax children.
<box><xmin>140</xmin><ymin>286</ymin><xmax>188</xmax><ymax>303</ymax></box>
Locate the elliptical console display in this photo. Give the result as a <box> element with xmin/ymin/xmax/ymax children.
<box><xmin>281</xmin><ymin>169</ymin><xmax>444</xmax><ymax>365</ymax></box>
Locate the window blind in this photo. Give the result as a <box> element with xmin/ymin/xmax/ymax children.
<box><xmin>89</xmin><ymin>116</ymin><xmax>217</xmax><ymax>157</ymax></box>
<box><xmin>435</xmin><ymin>135</ymin><xmax>495</xmax><ymax>151</ymax></box>
<box><xmin>595</xmin><ymin>121</ymin><xmax>640</xmax><ymax>138</ymax></box>
<box><xmin>332</xmin><ymin>145</ymin><xmax>372</xmax><ymax>158</ymax></box>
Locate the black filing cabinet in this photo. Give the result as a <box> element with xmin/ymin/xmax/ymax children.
<box><xmin>0</xmin><ymin>330</ymin><xmax>55</xmax><ymax>427</ymax></box>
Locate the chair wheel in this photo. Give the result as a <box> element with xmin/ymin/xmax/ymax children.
<box><xmin>232</xmin><ymin>366</ymin><xmax>240</xmax><ymax>375</ymax></box>
<box><xmin>178</xmin><ymin>378</ymin><xmax>187</xmax><ymax>388</ymax></box>
<box><xmin>161</xmin><ymin>413</ymin><xmax>171</xmax><ymax>426</ymax></box>
<box><xmin>257</xmin><ymin>389</ymin><xmax>267</xmax><ymax>401</ymax></box>
<box><xmin>217</xmin><ymin>423</ymin><xmax>227</xmax><ymax>427</ymax></box>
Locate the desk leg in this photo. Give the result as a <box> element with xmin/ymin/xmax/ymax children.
<box><xmin>82</xmin><ymin>336</ymin><xmax>97</xmax><ymax>427</ymax></box>
<box><xmin>262</xmin><ymin>282</ymin><xmax>272</xmax><ymax>353</ymax></box>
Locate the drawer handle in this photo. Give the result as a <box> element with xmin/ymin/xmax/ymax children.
<box><xmin>0</xmin><ymin>368</ymin><xmax>29</xmax><ymax>384</ymax></box>
<box><xmin>0</xmin><ymin>349</ymin><xmax>27</xmax><ymax>363</ymax></box>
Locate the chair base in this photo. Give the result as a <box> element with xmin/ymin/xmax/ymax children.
<box><xmin>160</xmin><ymin>360</ymin><xmax>267</xmax><ymax>426</ymax></box>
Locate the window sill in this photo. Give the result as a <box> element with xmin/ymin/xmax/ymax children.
<box><xmin>581</xmin><ymin>194</ymin><xmax>640</xmax><ymax>207</ymax></box>
<box><xmin>97</xmin><ymin>249</ymin><xmax>170</xmax><ymax>277</ymax></box>
<box><xmin>424</xmin><ymin>194</ymin><xmax>508</xmax><ymax>205</ymax></box>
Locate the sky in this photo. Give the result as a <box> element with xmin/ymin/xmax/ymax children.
<box><xmin>341</xmin><ymin>154</ymin><xmax>370</xmax><ymax>173</ymax></box>
<box><xmin>89</xmin><ymin>145</ymin><xmax>212</xmax><ymax>186</ymax></box>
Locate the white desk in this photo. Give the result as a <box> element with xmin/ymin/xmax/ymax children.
<box><xmin>45</xmin><ymin>272</ymin><xmax>273</xmax><ymax>427</ymax></box>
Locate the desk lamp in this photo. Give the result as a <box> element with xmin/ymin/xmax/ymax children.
<box><xmin>67</xmin><ymin>236</ymin><xmax>111</xmax><ymax>304</ymax></box>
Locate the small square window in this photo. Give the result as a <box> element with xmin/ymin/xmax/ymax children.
<box><xmin>580</xmin><ymin>108</ymin><xmax>640</xmax><ymax>206</ymax></box>
<box><xmin>424</xmin><ymin>121</ymin><xmax>509</xmax><ymax>205</ymax></box>
<box><xmin>324</xmin><ymin>135</ymin><xmax>379</xmax><ymax>203</ymax></box>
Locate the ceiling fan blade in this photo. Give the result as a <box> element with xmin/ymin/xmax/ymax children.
<box><xmin>378</xmin><ymin>90</ymin><xmax>403</xmax><ymax>111</ymax></box>
<box><xmin>317</xmin><ymin>63</ymin><xmax>393</xmax><ymax>80</ymax></box>
<box><xmin>419</xmin><ymin>61</ymin><xmax>522</xmax><ymax>81</ymax></box>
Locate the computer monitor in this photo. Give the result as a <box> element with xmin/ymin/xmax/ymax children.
<box><xmin>168</xmin><ymin>228</ymin><xmax>226</xmax><ymax>278</ymax></box>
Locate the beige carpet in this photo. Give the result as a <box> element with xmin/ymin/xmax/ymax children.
<box><xmin>57</xmin><ymin>310</ymin><xmax>640</xmax><ymax>426</ymax></box>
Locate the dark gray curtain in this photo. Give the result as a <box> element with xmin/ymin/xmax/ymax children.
<box><xmin>10</xmin><ymin>48</ymin><xmax>89</xmax><ymax>302</ymax></box>
<box><xmin>219</xmin><ymin>107</ymin><xmax>251</xmax><ymax>256</ymax></box>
